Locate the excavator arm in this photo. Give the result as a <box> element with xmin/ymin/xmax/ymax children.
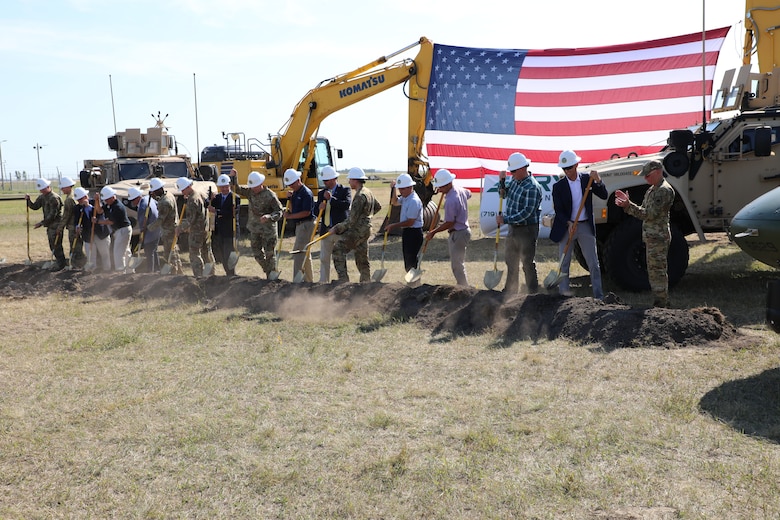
<box><xmin>270</xmin><ymin>37</ymin><xmax>434</xmax><ymax>186</ymax></box>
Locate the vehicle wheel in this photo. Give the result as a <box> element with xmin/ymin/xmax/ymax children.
<box><xmin>603</xmin><ymin>219</ymin><xmax>689</xmax><ymax>291</ymax></box>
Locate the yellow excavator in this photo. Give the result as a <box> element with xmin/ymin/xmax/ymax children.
<box><xmin>199</xmin><ymin>37</ymin><xmax>434</xmax><ymax>204</ymax></box>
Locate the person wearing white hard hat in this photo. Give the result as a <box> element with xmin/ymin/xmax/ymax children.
<box><xmin>208</xmin><ymin>173</ymin><xmax>241</xmax><ymax>275</ymax></box>
<box><xmin>316</xmin><ymin>166</ymin><xmax>351</xmax><ymax>283</ymax></box>
<box><xmin>385</xmin><ymin>173</ymin><xmax>424</xmax><ymax>275</ymax></box>
<box><xmin>332</xmin><ymin>167</ymin><xmax>382</xmax><ymax>283</ymax></box>
<box><xmin>175</xmin><ymin>178</ymin><xmax>215</xmax><ymax>278</ymax></box>
<box><xmin>550</xmin><ymin>150</ymin><xmax>608</xmax><ymax>298</ymax></box>
<box><xmin>283</xmin><ymin>169</ymin><xmax>316</xmax><ymax>282</ymax></box>
<box><xmin>426</xmin><ymin>169</ymin><xmax>472</xmax><ymax>286</ymax></box>
<box><xmin>55</xmin><ymin>176</ymin><xmax>86</xmax><ymax>268</ymax></box>
<box><xmin>230</xmin><ymin>169</ymin><xmax>284</xmax><ymax>278</ymax></box>
<box><xmin>128</xmin><ymin>186</ymin><xmax>161</xmax><ymax>272</ymax></box>
<box><xmin>496</xmin><ymin>152</ymin><xmax>543</xmax><ymax>294</ymax></box>
<box><xmin>74</xmin><ymin>188</ymin><xmax>111</xmax><ymax>271</ymax></box>
<box><xmin>95</xmin><ymin>185</ymin><xmax>132</xmax><ymax>272</ymax></box>
<box><xmin>147</xmin><ymin>177</ymin><xmax>182</xmax><ymax>274</ymax></box>
<box><xmin>26</xmin><ymin>178</ymin><xmax>67</xmax><ymax>270</ymax></box>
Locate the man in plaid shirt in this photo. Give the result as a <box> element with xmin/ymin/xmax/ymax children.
<box><xmin>496</xmin><ymin>152</ymin><xmax>542</xmax><ymax>295</ymax></box>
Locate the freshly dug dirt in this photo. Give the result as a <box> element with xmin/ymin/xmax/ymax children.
<box><xmin>0</xmin><ymin>263</ymin><xmax>740</xmax><ymax>349</ymax></box>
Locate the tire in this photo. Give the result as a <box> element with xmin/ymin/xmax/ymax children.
<box><xmin>603</xmin><ymin>219</ymin><xmax>689</xmax><ymax>291</ymax></box>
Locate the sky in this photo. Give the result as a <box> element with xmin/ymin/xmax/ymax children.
<box><xmin>0</xmin><ymin>0</ymin><xmax>748</xmax><ymax>181</ymax></box>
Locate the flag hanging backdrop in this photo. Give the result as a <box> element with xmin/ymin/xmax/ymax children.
<box><xmin>425</xmin><ymin>26</ymin><xmax>731</xmax><ymax>189</ymax></box>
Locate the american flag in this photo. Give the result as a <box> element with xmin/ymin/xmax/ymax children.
<box><xmin>425</xmin><ymin>27</ymin><xmax>731</xmax><ymax>189</ymax></box>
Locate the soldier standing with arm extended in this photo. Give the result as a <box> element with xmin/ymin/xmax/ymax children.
<box><xmin>26</xmin><ymin>178</ymin><xmax>66</xmax><ymax>271</ymax></box>
<box><xmin>496</xmin><ymin>152</ymin><xmax>542</xmax><ymax>295</ymax></box>
<box><xmin>56</xmin><ymin>176</ymin><xmax>85</xmax><ymax>268</ymax></box>
<box><xmin>147</xmin><ymin>177</ymin><xmax>182</xmax><ymax>275</ymax></box>
<box><xmin>175</xmin><ymin>178</ymin><xmax>215</xmax><ymax>278</ymax></box>
<box><xmin>614</xmin><ymin>160</ymin><xmax>675</xmax><ymax>307</ymax></box>
<box><xmin>231</xmin><ymin>170</ymin><xmax>284</xmax><ymax>279</ymax></box>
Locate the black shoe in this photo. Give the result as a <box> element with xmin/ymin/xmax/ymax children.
<box><xmin>50</xmin><ymin>262</ymin><xmax>66</xmax><ymax>272</ymax></box>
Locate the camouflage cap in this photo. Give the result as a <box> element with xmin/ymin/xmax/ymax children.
<box><xmin>641</xmin><ymin>160</ymin><xmax>663</xmax><ymax>176</ymax></box>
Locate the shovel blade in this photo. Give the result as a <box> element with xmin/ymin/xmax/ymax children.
<box><xmin>543</xmin><ymin>268</ymin><xmax>564</xmax><ymax>290</ymax></box>
<box><xmin>483</xmin><ymin>269</ymin><xmax>503</xmax><ymax>290</ymax></box>
<box><xmin>128</xmin><ymin>255</ymin><xmax>144</xmax><ymax>271</ymax></box>
<box><xmin>371</xmin><ymin>269</ymin><xmax>387</xmax><ymax>282</ymax></box>
<box><xmin>268</xmin><ymin>270</ymin><xmax>280</xmax><ymax>281</ymax></box>
<box><xmin>404</xmin><ymin>267</ymin><xmax>423</xmax><ymax>284</ymax></box>
<box><xmin>203</xmin><ymin>263</ymin><xmax>214</xmax><ymax>277</ymax></box>
<box><xmin>42</xmin><ymin>261</ymin><xmax>54</xmax><ymax>270</ymax></box>
<box><xmin>160</xmin><ymin>264</ymin><xmax>173</xmax><ymax>275</ymax></box>
<box><xmin>292</xmin><ymin>270</ymin><xmax>304</xmax><ymax>283</ymax></box>
<box><xmin>227</xmin><ymin>251</ymin><xmax>239</xmax><ymax>270</ymax></box>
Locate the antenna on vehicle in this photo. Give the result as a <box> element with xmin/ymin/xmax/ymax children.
<box><xmin>109</xmin><ymin>74</ymin><xmax>117</xmax><ymax>134</ymax></box>
<box><xmin>193</xmin><ymin>73</ymin><xmax>200</xmax><ymax>167</ymax></box>
<box><xmin>701</xmin><ymin>0</ymin><xmax>707</xmax><ymax>130</ymax></box>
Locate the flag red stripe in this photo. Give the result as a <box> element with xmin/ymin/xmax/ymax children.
<box><xmin>518</xmin><ymin>53</ymin><xmax>720</xmax><ymax>80</ymax></box>
<box><xmin>426</xmin><ymin>143</ymin><xmax>663</xmax><ymax>166</ymax></box>
<box><xmin>515</xmin><ymin>81</ymin><xmax>712</xmax><ymax>107</ymax></box>
<box><xmin>515</xmin><ymin>112</ymin><xmax>706</xmax><ymax>137</ymax></box>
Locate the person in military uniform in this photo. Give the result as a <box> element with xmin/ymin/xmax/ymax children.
<box><xmin>332</xmin><ymin>167</ymin><xmax>381</xmax><ymax>283</ymax></box>
<box><xmin>26</xmin><ymin>178</ymin><xmax>66</xmax><ymax>271</ymax></box>
<box><xmin>148</xmin><ymin>177</ymin><xmax>182</xmax><ymax>275</ymax></box>
<box><xmin>56</xmin><ymin>176</ymin><xmax>86</xmax><ymax>268</ymax></box>
<box><xmin>230</xmin><ymin>170</ymin><xmax>284</xmax><ymax>279</ymax></box>
<box><xmin>175</xmin><ymin>177</ymin><xmax>215</xmax><ymax>278</ymax></box>
<box><xmin>615</xmin><ymin>160</ymin><xmax>676</xmax><ymax>307</ymax></box>
<box><xmin>208</xmin><ymin>173</ymin><xmax>241</xmax><ymax>276</ymax></box>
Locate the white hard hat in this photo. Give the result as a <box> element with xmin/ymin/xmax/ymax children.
<box><xmin>60</xmin><ymin>176</ymin><xmax>75</xmax><ymax>189</ymax></box>
<box><xmin>247</xmin><ymin>171</ymin><xmax>265</xmax><ymax>187</ymax></box>
<box><xmin>347</xmin><ymin>167</ymin><xmax>368</xmax><ymax>180</ymax></box>
<box><xmin>507</xmin><ymin>152</ymin><xmax>531</xmax><ymax>171</ymax></box>
<box><xmin>175</xmin><ymin>177</ymin><xmax>193</xmax><ymax>192</ymax></box>
<box><xmin>100</xmin><ymin>186</ymin><xmax>116</xmax><ymax>201</ymax></box>
<box><xmin>128</xmin><ymin>187</ymin><xmax>143</xmax><ymax>200</ymax></box>
<box><xmin>149</xmin><ymin>177</ymin><xmax>165</xmax><ymax>192</ymax></box>
<box><xmin>216</xmin><ymin>174</ymin><xmax>231</xmax><ymax>187</ymax></box>
<box><xmin>557</xmin><ymin>150</ymin><xmax>582</xmax><ymax>169</ymax></box>
<box><xmin>320</xmin><ymin>166</ymin><xmax>339</xmax><ymax>181</ymax></box>
<box><xmin>36</xmin><ymin>178</ymin><xmax>51</xmax><ymax>191</ymax></box>
<box><xmin>283</xmin><ymin>168</ymin><xmax>301</xmax><ymax>186</ymax></box>
<box><xmin>395</xmin><ymin>173</ymin><xmax>415</xmax><ymax>189</ymax></box>
<box><xmin>73</xmin><ymin>187</ymin><xmax>89</xmax><ymax>200</ymax></box>
<box><xmin>432</xmin><ymin>169</ymin><xmax>456</xmax><ymax>189</ymax></box>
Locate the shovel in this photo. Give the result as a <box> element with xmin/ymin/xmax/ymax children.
<box><xmin>160</xmin><ymin>203</ymin><xmax>187</xmax><ymax>275</ymax></box>
<box><xmin>293</xmin><ymin>203</ymin><xmax>325</xmax><ymax>283</ymax></box>
<box><xmin>128</xmin><ymin>194</ymin><xmax>153</xmax><ymax>272</ymax></box>
<box><xmin>43</xmin><ymin>231</ymin><xmax>62</xmax><ymax>270</ymax></box>
<box><xmin>543</xmin><ymin>175</ymin><xmax>594</xmax><ymax>290</ymax></box>
<box><xmin>203</xmin><ymin>187</ymin><xmax>215</xmax><ymax>277</ymax></box>
<box><xmin>404</xmin><ymin>192</ymin><xmax>444</xmax><ymax>284</ymax></box>
<box><xmin>24</xmin><ymin>201</ymin><xmax>32</xmax><ymax>265</ymax></box>
<box><xmin>227</xmin><ymin>190</ymin><xmax>239</xmax><ymax>271</ymax></box>
<box><xmin>84</xmin><ymin>198</ymin><xmax>98</xmax><ymax>271</ymax></box>
<box><xmin>66</xmin><ymin>212</ymin><xmax>85</xmax><ymax>271</ymax></box>
<box><xmin>484</xmin><ymin>193</ymin><xmax>504</xmax><ymax>290</ymax></box>
<box><xmin>269</xmin><ymin>199</ymin><xmax>291</xmax><ymax>281</ymax></box>
<box><xmin>290</xmin><ymin>230</ymin><xmax>334</xmax><ymax>254</ymax></box>
<box><xmin>371</xmin><ymin>187</ymin><xmax>395</xmax><ymax>282</ymax></box>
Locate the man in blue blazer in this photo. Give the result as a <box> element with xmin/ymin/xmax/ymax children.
<box><xmin>549</xmin><ymin>150</ymin><xmax>608</xmax><ymax>298</ymax></box>
<box><xmin>316</xmin><ymin>166</ymin><xmax>351</xmax><ymax>283</ymax></box>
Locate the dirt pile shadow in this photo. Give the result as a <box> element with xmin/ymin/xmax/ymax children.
<box><xmin>0</xmin><ymin>263</ymin><xmax>743</xmax><ymax>349</ymax></box>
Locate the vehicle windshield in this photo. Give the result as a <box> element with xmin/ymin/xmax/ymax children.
<box><xmin>118</xmin><ymin>163</ymin><xmax>150</xmax><ymax>180</ymax></box>
<box><xmin>160</xmin><ymin>162</ymin><xmax>189</xmax><ymax>178</ymax></box>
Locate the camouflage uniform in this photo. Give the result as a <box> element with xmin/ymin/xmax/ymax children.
<box><xmin>178</xmin><ymin>186</ymin><xmax>215</xmax><ymax>277</ymax></box>
<box><xmin>623</xmin><ymin>178</ymin><xmax>675</xmax><ymax>306</ymax></box>
<box><xmin>235</xmin><ymin>184</ymin><xmax>284</xmax><ymax>277</ymax></box>
<box><xmin>57</xmin><ymin>191</ymin><xmax>86</xmax><ymax>268</ymax></box>
<box><xmin>149</xmin><ymin>189</ymin><xmax>182</xmax><ymax>274</ymax></box>
<box><xmin>332</xmin><ymin>184</ymin><xmax>379</xmax><ymax>282</ymax></box>
<box><xmin>28</xmin><ymin>190</ymin><xmax>66</xmax><ymax>268</ymax></box>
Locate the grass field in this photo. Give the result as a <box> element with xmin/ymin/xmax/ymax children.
<box><xmin>2</xmin><ymin>177</ymin><xmax>780</xmax><ymax>518</ymax></box>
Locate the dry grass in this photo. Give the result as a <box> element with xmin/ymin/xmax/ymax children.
<box><xmin>2</xmin><ymin>179</ymin><xmax>780</xmax><ymax>518</ymax></box>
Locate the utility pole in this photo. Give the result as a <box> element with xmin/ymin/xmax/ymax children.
<box><xmin>33</xmin><ymin>143</ymin><xmax>44</xmax><ymax>178</ymax></box>
<box><xmin>0</xmin><ymin>140</ymin><xmax>6</xmax><ymax>190</ymax></box>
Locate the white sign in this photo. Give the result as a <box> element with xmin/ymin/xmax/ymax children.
<box><xmin>478</xmin><ymin>174</ymin><xmax>558</xmax><ymax>240</ymax></box>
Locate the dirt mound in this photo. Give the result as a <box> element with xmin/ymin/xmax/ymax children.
<box><xmin>0</xmin><ymin>264</ymin><xmax>740</xmax><ymax>349</ymax></box>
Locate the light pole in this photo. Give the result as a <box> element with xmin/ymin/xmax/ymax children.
<box><xmin>0</xmin><ymin>140</ymin><xmax>6</xmax><ymax>190</ymax></box>
<box><xmin>33</xmin><ymin>143</ymin><xmax>44</xmax><ymax>178</ymax></box>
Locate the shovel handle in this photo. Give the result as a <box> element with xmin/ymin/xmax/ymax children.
<box><xmin>561</xmin><ymin>175</ymin><xmax>595</xmax><ymax>257</ymax></box>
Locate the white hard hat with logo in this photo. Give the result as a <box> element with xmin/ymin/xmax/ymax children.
<box><xmin>507</xmin><ymin>152</ymin><xmax>531</xmax><ymax>171</ymax></box>
<box><xmin>100</xmin><ymin>186</ymin><xmax>117</xmax><ymax>201</ymax></box>
<box><xmin>395</xmin><ymin>173</ymin><xmax>415</xmax><ymax>189</ymax></box>
<box><xmin>73</xmin><ymin>187</ymin><xmax>89</xmax><ymax>200</ymax></box>
<box><xmin>433</xmin><ymin>169</ymin><xmax>456</xmax><ymax>189</ymax></box>
<box><xmin>283</xmin><ymin>169</ymin><xmax>301</xmax><ymax>186</ymax></box>
<box><xmin>36</xmin><ymin>178</ymin><xmax>51</xmax><ymax>191</ymax></box>
<box><xmin>320</xmin><ymin>166</ymin><xmax>339</xmax><ymax>181</ymax></box>
<box><xmin>216</xmin><ymin>174</ymin><xmax>231</xmax><ymax>187</ymax></box>
<box><xmin>347</xmin><ymin>167</ymin><xmax>368</xmax><ymax>180</ymax></box>
<box><xmin>175</xmin><ymin>177</ymin><xmax>193</xmax><ymax>192</ymax></box>
<box><xmin>149</xmin><ymin>177</ymin><xmax>165</xmax><ymax>192</ymax></box>
<box><xmin>128</xmin><ymin>187</ymin><xmax>143</xmax><ymax>200</ymax></box>
<box><xmin>557</xmin><ymin>150</ymin><xmax>582</xmax><ymax>169</ymax></box>
<box><xmin>247</xmin><ymin>171</ymin><xmax>265</xmax><ymax>187</ymax></box>
<box><xmin>60</xmin><ymin>176</ymin><xmax>75</xmax><ymax>189</ymax></box>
